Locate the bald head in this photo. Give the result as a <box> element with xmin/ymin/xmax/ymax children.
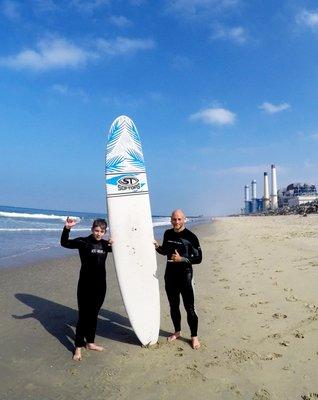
<box><xmin>171</xmin><ymin>209</ymin><xmax>186</xmax><ymax>232</ymax></box>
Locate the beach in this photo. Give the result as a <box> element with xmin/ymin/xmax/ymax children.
<box><xmin>1</xmin><ymin>216</ymin><xmax>318</xmax><ymax>399</ymax></box>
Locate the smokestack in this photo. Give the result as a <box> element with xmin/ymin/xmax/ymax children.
<box><xmin>271</xmin><ymin>164</ymin><xmax>278</xmax><ymax>210</ymax></box>
<box><xmin>251</xmin><ymin>180</ymin><xmax>257</xmax><ymax>213</ymax></box>
<box><xmin>251</xmin><ymin>180</ymin><xmax>257</xmax><ymax>200</ymax></box>
<box><xmin>263</xmin><ymin>172</ymin><xmax>270</xmax><ymax>210</ymax></box>
<box><xmin>244</xmin><ymin>185</ymin><xmax>250</xmax><ymax>214</ymax></box>
<box><xmin>244</xmin><ymin>185</ymin><xmax>250</xmax><ymax>202</ymax></box>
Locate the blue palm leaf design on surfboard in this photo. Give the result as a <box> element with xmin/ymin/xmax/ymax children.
<box><xmin>126</xmin><ymin>148</ymin><xmax>145</xmax><ymax>170</ymax></box>
<box><xmin>126</xmin><ymin>120</ymin><xmax>142</xmax><ymax>151</ymax></box>
<box><xmin>105</xmin><ymin>155</ymin><xmax>125</xmax><ymax>172</ymax></box>
<box><xmin>107</xmin><ymin>119</ymin><xmax>125</xmax><ymax>154</ymax></box>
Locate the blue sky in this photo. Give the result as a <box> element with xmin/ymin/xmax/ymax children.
<box><xmin>0</xmin><ymin>0</ymin><xmax>318</xmax><ymax>216</ymax></box>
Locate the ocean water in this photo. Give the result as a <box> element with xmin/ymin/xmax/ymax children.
<box><xmin>0</xmin><ymin>205</ymin><xmax>208</xmax><ymax>268</ymax></box>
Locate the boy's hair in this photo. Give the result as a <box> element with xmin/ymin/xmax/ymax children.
<box><xmin>92</xmin><ymin>219</ymin><xmax>107</xmax><ymax>231</ymax></box>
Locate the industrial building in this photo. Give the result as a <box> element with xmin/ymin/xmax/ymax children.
<box><xmin>243</xmin><ymin>165</ymin><xmax>318</xmax><ymax>214</ymax></box>
<box><xmin>244</xmin><ymin>164</ymin><xmax>278</xmax><ymax>214</ymax></box>
<box><xmin>278</xmin><ymin>183</ymin><xmax>318</xmax><ymax>208</ymax></box>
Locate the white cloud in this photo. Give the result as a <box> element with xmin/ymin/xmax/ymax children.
<box><xmin>108</xmin><ymin>15</ymin><xmax>133</xmax><ymax>28</ymax></box>
<box><xmin>310</xmin><ymin>133</ymin><xmax>318</xmax><ymax>140</ymax></box>
<box><xmin>0</xmin><ymin>35</ymin><xmax>155</xmax><ymax>72</ymax></box>
<box><xmin>296</xmin><ymin>9</ymin><xmax>318</xmax><ymax>30</ymax></box>
<box><xmin>259</xmin><ymin>102</ymin><xmax>290</xmax><ymax>114</ymax></box>
<box><xmin>211</xmin><ymin>24</ymin><xmax>248</xmax><ymax>44</ymax></box>
<box><xmin>97</xmin><ymin>37</ymin><xmax>155</xmax><ymax>55</ymax></box>
<box><xmin>2</xmin><ymin>0</ymin><xmax>20</xmax><ymax>19</ymax></box>
<box><xmin>166</xmin><ymin>0</ymin><xmax>240</xmax><ymax>19</ymax></box>
<box><xmin>190</xmin><ymin>107</ymin><xmax>236</xmax><ymax>126</ymax></box>
<box><xmin>0</xmin><ymin>38</ymin><xmax>93</xmax><ymax>71</ymax></box>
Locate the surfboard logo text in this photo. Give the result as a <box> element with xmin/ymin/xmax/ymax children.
<box><xmin>117</xmin><ymin>176</ymin><xmax>140</xmax><ymax>191</ymax></box>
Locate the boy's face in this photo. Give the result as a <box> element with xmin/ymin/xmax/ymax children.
<box><xmin>92</xmin><ymin>226</ymin><xmax>105</xmax><ymax>241</ymax></box>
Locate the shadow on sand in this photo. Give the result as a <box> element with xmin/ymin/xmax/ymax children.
<box><xmin>13</xmin><ymin>293</ymin><xmax>170</xmax><ymax>353</ymax></box>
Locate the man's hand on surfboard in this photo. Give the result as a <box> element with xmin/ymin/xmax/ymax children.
<box><xmin>65</xmin><ymin>217</ymin><xmax>77</xmax><ymax>229</ymax></box>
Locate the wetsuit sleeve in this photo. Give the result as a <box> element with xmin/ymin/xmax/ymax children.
<box><xmin>155</xmin><ymin>231</ymin><xmax>169</xmax><ymax>256</ymax></box>
<box><xmin>105</xmin><ymin>240</ymin><xmax>113</xmax><ymax>253</ymax></box>
<box><xmin>188</xmin><ymin>234</ymin><xmax>202</xmax><ymax>265</ymax></box>
<box><xmin>60</xmin><ymin>227</ymin><xmax>83</xmax><ymax>249</ymax></box>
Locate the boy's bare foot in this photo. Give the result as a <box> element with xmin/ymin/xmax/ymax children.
<box><xmin>86</xmin><ymin>343</ymin><xmax>104</xmax><ymax>352</ymax></box>
<box><xmin>167</xmin><ymin>331</ymin><xmax>181</xmax><ymax>342</ymax></box>
<box><xmin>73</xmin><ymin>347</ymin><xmax>82</xmax><ymax>361</ymax></box>
<box><xmin>191</xmin><ymin>336</ymin><xmax>201</xmax><ymax>350</ymax></box>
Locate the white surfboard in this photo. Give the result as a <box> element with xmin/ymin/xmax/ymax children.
<box><xmin>105</xmin><ymin>115</ymin><xmax>160</xmax><ymax>346</ymax></box>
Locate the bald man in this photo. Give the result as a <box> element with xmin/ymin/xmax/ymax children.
<box><xmin>155</xmin><ymin>209</ymin><xmax>202</xmax><ymax>349</ymax></box>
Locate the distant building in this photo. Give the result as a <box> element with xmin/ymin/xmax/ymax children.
<box><xmin>243</xmin><ymin>164</ymin><xmax>278</xmax><ymax>214</ymax></box>
<box><xmin>278</xmin><ymin>183</ymin><xmax>318</xmax><ymax>208</ymax></box>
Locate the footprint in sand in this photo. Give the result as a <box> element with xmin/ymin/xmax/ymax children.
<box><xmin>268</xmin><ymin>333</ymin><xmax>281</xmax><ymax>339</ymax></box>
<box><xmin>279</xmin><ymin>340</ymin><xmax>290</xmax><ymax>347</ymax></box>
<box><xmin>282</xmin><ymin>363</ymin><xmax>294</xmax><ymax>371</ymax></box>
<box><xmin>272</xmin><ymin>313</ymin><xmax>287</xmax><ymax>319</ymax></box>
<box><xmin>175</xmin><ymin>347</ymin><xmax>183</xmax><ymax>357</ymax></box>
<box><xmin>285</xmin><ymin>295</ymin><xmax>298</xmax><ymax>302</ymax></box>
<box><xmin>305</xmin><ymin>303</ymin><xmax>318</xmax><ymax>312</ymax></box>
<box><xmin>294</xmin><ymin>330</ymin><xmax>304</xmax><ymax>339</ymax></box>
<box><xmin>260</xmin><ymin>352</ymin><xmax>282</xmax><ymax>361</ymax></box>
<box><xmin>252</xmin><ymin>388</ymin><xmax>271</xmax><ymax>400</ymax></box>
<box><xmin>301</xmin><ymin>394</ymin><xmax>318</xmax><ymax>400</ymax></box>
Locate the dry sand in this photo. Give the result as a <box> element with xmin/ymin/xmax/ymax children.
<box><xmin>1</xmin><ymin>216</ymin><xmax>318</xmax><ymax>399</ymax></box>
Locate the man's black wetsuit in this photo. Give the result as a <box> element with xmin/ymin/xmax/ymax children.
<box><xmin>60</xmin><ymin>227</ymin><xmax>112</xmax><ymax>347</ymax></box>
<box><xmin>156</xmin><ymin>228</ymin><xmax>202</xmax><ymax>337</ymax></box>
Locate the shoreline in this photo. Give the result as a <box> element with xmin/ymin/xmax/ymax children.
<box><xmin>0</xmin><ymin>218</ymin><xmax>213</xmax><ymax>271</ymax></box>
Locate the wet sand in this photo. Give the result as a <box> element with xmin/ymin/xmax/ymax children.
<box><xmin>1</xmin><ymin>216</ymin><xmax>318</xmax><ymax>399</ymax></box>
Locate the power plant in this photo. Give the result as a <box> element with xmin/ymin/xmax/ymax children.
<box><xmin>243</xmin><ymin>164</ymin><xmax>318</xmax><ymax>214</ymax></box>
<box><xmin>244</xmin><ymin>164</ymin><xmax>278</xmax><ymax>214</ymax></box>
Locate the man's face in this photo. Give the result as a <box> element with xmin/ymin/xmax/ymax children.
<box><xmin>92</xmin><ymin>226</ymin><xmax>105</xmax><ymax>241</ymax></box>
<box><xmin>171</xmin><ymin>211</ymin><xmax>185</xmax><ymax>232</ymax></box>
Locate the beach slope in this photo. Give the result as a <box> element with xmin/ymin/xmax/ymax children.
<box><xmin>1</xmin><ymin>216</ymin><xmax>318</xmax><ymax>399</ymax></box>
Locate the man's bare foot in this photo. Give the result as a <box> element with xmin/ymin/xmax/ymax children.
<box><xmin>167</xmin><ymin>331</ymin><xmax>181</xmax><ymax>342</ymax></box>
<box><xmin>191</xmin><ymin>336</ymin><xmax>201</xmax><ymax>350</ymax></box>
<box><xmin>86</xmin><ymin>343</ymin><xmax>104</xmax><ymax>352</ymax></box>
<box><xmin>73</xmin><ymin>347</ymin><xmax>82</xmax><ymax>361</ymax></box>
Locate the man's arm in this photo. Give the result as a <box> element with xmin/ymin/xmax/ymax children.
<box><xmin>155</xmin><ymin>231</ymin><xmax>169</xmax><ymax>255</ymax></box>
<box><xmin>185</xmin><ymin>233</ymin><xmax>202</xmax><ymax>265</ymax></box>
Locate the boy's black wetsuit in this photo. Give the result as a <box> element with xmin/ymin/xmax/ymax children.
<box><xmin>156</xmin><ymin>228</ymin><xmax>202</xmax><ymax>337</ymax></box>
<box><xmin>60</xmin><ymin>227</ymin><xmax>112</xmax><ymax>347</ymax></box>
